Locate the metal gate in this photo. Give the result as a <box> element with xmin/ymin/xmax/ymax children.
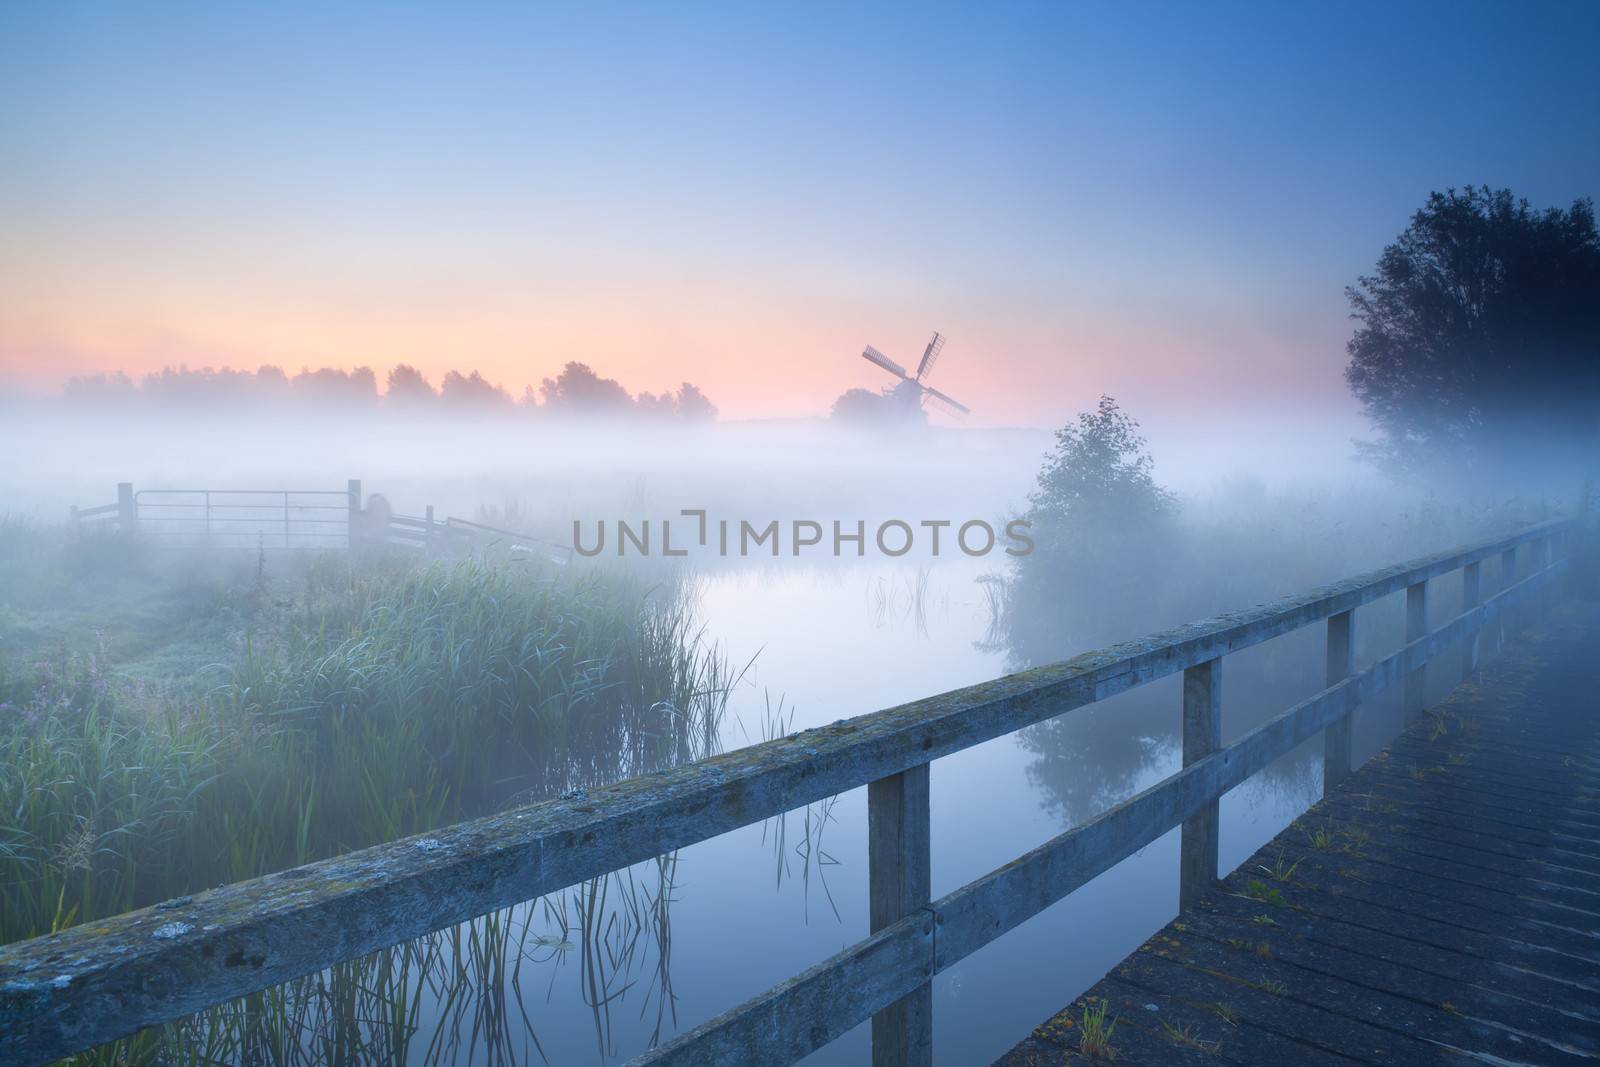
<box><xmin>133</xmin><ymin>488</ymin><xmax>351</xmax><ymax>548</ymax></box>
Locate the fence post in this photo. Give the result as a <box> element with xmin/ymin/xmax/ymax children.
<box><xmin>116</xmin><ymin>482</ymin><xmax>135</xmax><ymax>537</ymax></box>
<box><xmin>424</xmin><ymin>505</ymin><xmax>435</xmax><ymax>557</ymax></box>
<box><xmin>1462</xmin><ymin>561</ymin><xmax>1481</xmax><ymax>676</ymax></box>
<box><xmin>868</xmin><ymin>764</ymin><xmax>932</xmax><ymax>1067</ymax></box>
<box><xmin>1323</xmin><ymin>609</ymin><xmax>1355</xmax><ymax>791</ymax></box>
<box><xmin>347</xmin><ymin>479</ymin><xmax>362</xmax><ymax>548</ymax></box>
<box><xmin>1404</xmin><ymin>580</ymin><xmax>1428</xmax><ymax>719</ymax></box>
<box><xmin>1179</xmin><ymin>658</ymin><xmax>1220</xmax><ymax>910</ymax></box>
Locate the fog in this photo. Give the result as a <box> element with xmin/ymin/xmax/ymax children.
<box><xmin>2</xmin><ymin>403</ymin><xmax>1594</xmax><ymax>1065</ymax></box>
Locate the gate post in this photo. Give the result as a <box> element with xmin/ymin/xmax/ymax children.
<box><xmin>117</xmin><ymin>482</ymin><xmax>135</xmax><ymax>537</ymax></box>
<box><xmin>1323</xmin><ymin>609</ymin><xmax>1355</xmax><ymax>790</ymax></box>
<box><xmin>1404</xmin><ymin>580</ymin><xmax>1428</xmax><ymax>719</ymax></box>
<box><xmin>868</xmin><ymin>764</ymin><xmax>932</xmax><ymax>1067</ymax></box>
<box><xmin>347</xmin><ymin>479</ymin><xmax>362</xmax><ymax>547</ymax></box>
<box><xmin>1179</xmin><ymin>658</ymin><xmax>1221</xmax><ymax>909</ymax></box>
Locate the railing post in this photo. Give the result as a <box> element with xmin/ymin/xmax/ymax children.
<box><xmin>1179</xmin><ymin>658</ymin><xmax>1220</xmax><ymax>910</ymax></box>
<box><xmin>1462</xmin><ymin>561</ymin><xmax>1481</xmax><ymax>676</ymax></box>
<box><xmin>868</xmin><ymin>764</ymin><xmax>932</xmax><ymax>1067</ymax></box>
<box><xmin>1323</xmin><ymin>609</ymin><xmax>1355</xmax><ymax>791</ymax></box>
<box><xmin>347</xmin><ymin>479</ymin><xmax>362</xmax><ymax>548</ymax></box>
<box><xmin>1501</xmin><ymin>546</ymin><xmax>1518</xmax><ymax>640</ymax></box>
<box><xmin>1531</xmin><ymin>536</ymin><xmax>1551</xmax><ymax>619</ymax></box>
<box><xmin>1403</xmin><ymin>580</ymin><xmax>1428</xmax><ymax>719</ymax></box>
<box><xmin>116</xmin><ymin>482</ymin><xmax>135</xmax><ymax>537</ymax></box>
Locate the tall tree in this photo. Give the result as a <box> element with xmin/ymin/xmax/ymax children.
<box><xmin>539</xmin><ymin>362</ymin><xmax>633</xmax><ymax>415</ymax></box>
<box><xmin>1345</xmin><ymin>187</ymin><xmax>1600</xmax><ymax>475</ymax></box>
<box><xmin>384</xmin><ymin>364</ymin><xmax>437</xmax><ymax>407</ymax></box>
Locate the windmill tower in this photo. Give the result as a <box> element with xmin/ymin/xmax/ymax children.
<box><xmin>859</xmin><ymin>332</ymin><xmax>971</xmax><ymax>417</ymax></box>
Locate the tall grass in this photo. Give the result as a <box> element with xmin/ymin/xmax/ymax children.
<box><xmin>0</xmin><ymin>556</ymin><xmax>734</xmax><ymax>948</ymax></box>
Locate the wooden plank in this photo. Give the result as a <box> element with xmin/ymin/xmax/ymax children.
<box><xmin>1023</xmin><ymin>604</ymin><xmax>1600</xmax><ymax>1067</ymax></box>
<box><xmin>1462</xmin><ymin>561</ymin><xmax>1481</xmax><ymax>675</ymax></box>
<box><xmin>1179</xmin><ymin>659</ymin><xmax>1221</xmax><ymax>909</ymax></box>
<box><xmin>0</xmin><ymin>524</ymin><xmax>1571</xmax><ymax>1066</ymax></box>
<box><xmin>867</xmin><ymin>766</ymin><xmax>932</xmax><ymax>1067</ymax></box>
<box><xmin>640</xmin><ymin>909</ymin><xmax>932</xmax><ymax>1065</ymax></box>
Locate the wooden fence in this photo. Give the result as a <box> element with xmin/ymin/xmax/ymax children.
<box><xmin>69</xmin><ymin>480</ymin><xmax>570</xmax><ymax>563</ymax></box>
<box><xmin>0</xmin><ymin>517</ymin><xmax>1576</xmax><ymax>1066</ymax></box>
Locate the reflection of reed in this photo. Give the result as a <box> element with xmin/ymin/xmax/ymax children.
<box><xmin>156</xmin><ymin>905</ymin><xmax>546</xmax><ymax>1067</ymax></box>
<box><xmin>570</xmin><ymin>854</ymin><xmax>682</xmax><ymax>1058</ymax></box>
<box><xmin>137</xmin><ymin>855</ymin><xmax>687</xmax><ymax>1066</ymax></box>
<box><xmin>866</xmin><ymin>567</ymin><xmax>941</xmax><ymax>637</ymax></box>
<box><xmin>747</xmin><ymin>692</ymin><xmax>844</xmax><ymax>924</ymax></box>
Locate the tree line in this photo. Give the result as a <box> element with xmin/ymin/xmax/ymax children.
<box><xmin>61</xmin><ymin>361</ymin><xmax>718</xmax><ymax>420</ymax></box>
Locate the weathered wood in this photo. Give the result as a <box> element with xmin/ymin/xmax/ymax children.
<box><xmin>867</xmin><ymin>766</ymin><xmax>931</xmax><ymax>1067</ymax></box>
<box><xmin>641</xmin><ymin>907</ymin><xmax>932</xmax><ymax>1065</ymax></box>
<box><xmin>116</xmin><ymin>481</ymin><xmax>135</xmax><ymax>535</ymax></box>
<box><xmin>1178</xmin><ymin>658</ymin><xmax>1221</xmax><ymax>909</ymax></box>
<box><xmin>0</xmin><ymin>520</ymin><xmax>1572</xmax><ymax>1067</ymax></box>
<box><xmin>1462</xmin><ymin>560</ymin><xmax>1481</xmax><ymax>675</ymax></box>
<box><xmin>640</xmin><ymin>575</ymin><xmax>1577</xmax><ymax>1066</ymax></box>
<box><xmin>346</xmin><ymin>478</ymin><xmax>361</xmax><ymax>546</ymax></box>
<box><xmin>1020</xmin><ymin>602</ymin><xmax>1600</xmax><ymax>1067</ymax></box>
<box><xmin>1322</xmin><ymin>609</ymin><xmax>1355</xmax><ymax>789</ymax></box>
<box><xmin>1404</xmin><ymin>579</ymin><xmax>1428</xmax><ymax>719</ymax></box>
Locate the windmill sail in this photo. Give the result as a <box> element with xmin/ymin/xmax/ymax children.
<box><xmin>915</xmin><ymin>331</ymin><xmax>945</xmax><ymax>382</ymax></box>
<box><xmin>861</xmin><ymin>345</ymin><xmax>910</xmax><ymax>380</ymax></box>
<box><xmin>856</xmin><ymin>333</ymin><xmax>971</xmax><ymax>419</ymax></box>
<box><xmin>924</xmin><ymin>385</ymin><xmax>970</xmax><ymax>416</ymax></box>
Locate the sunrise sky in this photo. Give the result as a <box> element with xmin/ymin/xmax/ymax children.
<box><xmin>3</xmin><ymin>2</ymin><xmax>1598</xmax><ymax>427</ymax></box>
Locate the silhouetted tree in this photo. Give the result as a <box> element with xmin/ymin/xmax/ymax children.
<box><xmin>385</xmin><ymin>364</ymin><xmax>437</xmax><ymax>407</ymax></box>
<box><xmin>674</xmin><ymin>382</ymin><xmax>717</xmax><ymax>421</ymax></box>
<box><xmin>539</xmin><ymin>362</ymin><xmax>634</xmax><ymax>415</ymax></box>
<box><xmin>63</xmin><ymin>372</ymin><xmax>136</xmax><ymax>406</ymax></box>
<box><xmin>1346</xmin><ymin>186</ymin><xmax>1600</xmax><ymax>476</ymax></box>
<box><xmin>1001</xmin><ymin>396</ymin><xmax>1177</xmax><ymax>661</ymax></box>
<box><xmin>292</xmin><ymin>366</ymin><xmax>378</xmax><ymax>407</ymax></box>
<box><xmin>439</xmin><ymin>369</ymin><xmax>511</xmax><ymax>409</ymax></box>
<box><xmin>634</xmin><ymin>391</ymin><xmax>677</xmax><ymax>418</ymax></box>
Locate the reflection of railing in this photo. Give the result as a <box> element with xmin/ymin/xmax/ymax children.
<box><xmin>0</xmin><ymin>518</ymin><xmax>1577</xmax><ymax>1066</ymax></box>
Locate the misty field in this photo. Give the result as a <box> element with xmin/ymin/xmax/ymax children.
<box><xmin>1</xmin><ymin>418</ymin><xmax>1595</xmax><ymax>1064</ymax></box>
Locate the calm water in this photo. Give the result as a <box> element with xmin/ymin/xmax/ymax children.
<box><xmin>383</xmin><ymin>555</ymin><xmax>1404</xmax><ymax>1067</ymax></box>
<box><xmin>183</xmin><ymin>550</ymin><xmax>1453</xmax><ymax>1066</ymax></box>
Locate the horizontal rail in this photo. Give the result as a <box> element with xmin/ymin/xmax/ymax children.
<box><xmin>132</xmin><ymin>489</ymin><xmax>348</xmax><ymax>497</ymax></box>
<box><xmin>73</xmin><ymin>502</ymin><xmax>121</xmax><ymax>518</ymax></box>
<box><xmin>0</xmin><ymin>518</ymin><xmax>1573</xmax><ymax>1065</ymax></box>
<box><xmin>638</xmin><ymin>558</ymin><xmax>1567</xmax><ymax>1063</ymax></box>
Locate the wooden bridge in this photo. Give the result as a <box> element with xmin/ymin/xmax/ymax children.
<box><xmin>0</xmin><ymin>518</ymin><xmax>1585</xmax><ymax>1065</ymax></box>
<box><xmin>1000</xmin><ymin>599</ymin><xmax>1600</xmax><ymax>1065</ymax></box>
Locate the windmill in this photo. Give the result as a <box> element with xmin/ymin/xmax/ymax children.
<box><xmin>859</xmin><ymin>331</ymin><xmax>971</xmax><ymax>417</ymax></box>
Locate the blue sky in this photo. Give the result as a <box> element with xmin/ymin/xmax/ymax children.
<box><xmin>2</xmin><ymin>2</ymin><xmax>1597</xmax><ymax>424</ymax></box>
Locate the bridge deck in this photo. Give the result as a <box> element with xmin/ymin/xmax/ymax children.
<box><xmin>999</xmin><ymin>602</ymin><xmax>1600</xmax><ymax>1066</ymax></box>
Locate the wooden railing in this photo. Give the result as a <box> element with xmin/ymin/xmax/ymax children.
<box><xmin>0</xmin><ymin>518</ymin><xmax>1575</xmax><ymax>1067</ymax></box>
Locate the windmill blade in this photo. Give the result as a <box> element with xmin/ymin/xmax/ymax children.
<box><xmin>861</xmin><ymin>345</ymin><xmax>910</xmax><ymax>380</ymax></box>
<box><xmin>915</xmin><ymin>331</ymin><xmax>946</xmax><ymax>382</ymax></box>
<box><xmin>923</xmin><ymin>385</ymin><xmax>970</xmax><ymax>416</ymax></box>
